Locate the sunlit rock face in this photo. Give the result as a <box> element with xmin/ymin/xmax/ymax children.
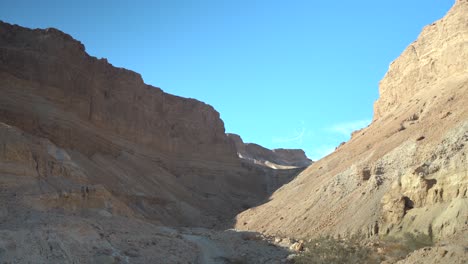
<box><xmin>227</xmin><ymin>133</ymin><xmax>312</xmax><ymax>169</ymax></box>
<box><xmin>373</xmin><ymin>0</ymin><xmax>468</xmax><ymax>121</ymax></box>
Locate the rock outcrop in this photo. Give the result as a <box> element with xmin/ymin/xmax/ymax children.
<box><xmin>227</xmin><ymin>133</ymin><xmax>312</xmax><ymax>169</ymax></box>
<box><xmin>374</xmin><ymin>0</ymin><xmax>468</xmax><ymax>121</ymax></box>
<box><xmin>236</xmin><ymin>0</ymin><xmax>468</xmax><ymax>245</ymax></box>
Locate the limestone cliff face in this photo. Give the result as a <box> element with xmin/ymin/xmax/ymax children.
<box><xmin>227</xmin><ymin>133</ymin><xmax>312</xmax><ymax>169</ymax></box>
<box><xmin>0</xmin><ymin>21</ymin><xmax>271</xmax><ymax>227</ymax></box>
<box><xmin>374</xmin><ymin>0</ymin><xmax>468</xmax><ymax>120</ymax></box>
<box><xmin>236</xmin><ymin>0</ymin><xmax>468</xmax><ymax>242</ymax></box>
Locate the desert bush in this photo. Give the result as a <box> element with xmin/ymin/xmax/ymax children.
<box><xmin>380</xmin><ymin>232</ymin><xmax>433</xmax><ymax>260</ymax></box>
<box><xmin>400</xmin><ymin>232</ymin><xmax>433</xmax><ymax>251</ymax></box>
<box><xmin>293</xmin><ymin>236</ymin><xmax>378</xmax><ymax>264</ymax></box>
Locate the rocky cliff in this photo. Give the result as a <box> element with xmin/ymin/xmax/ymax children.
<box><xmin>227</xmin><ymin>133</ymin><xmax>312</xmax><ymax>169</ymax></box>
<box><xmin>0</xmin><ymin>22</ymin><xmax>235</xmax><ymax>161</ymax></box>
<box><xmin>374</xmin><ymin>0</ymin><xmax>468</xmax><ymax>121</ymax></box>
<box><xmin>236</xmin><ymin>0</ymin><xmax>468</xmax><ymax>246</ymax></box>
<box><xmin>0</xmin><ymin>20</ymin><xmax>313</xmax><ymax>262</ymax></box>
<box><xmin>0</xmin><ymin>21</ymin><xmax>279</xmax><ymax>228</ymax></box>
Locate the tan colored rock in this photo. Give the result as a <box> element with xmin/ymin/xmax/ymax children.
<box><xmin>396</xmin><ymin>245</ymin><xmax>467</xmax><ymax>264</ymax></box>
<box><xmin>289</xmin><ymin>241</ymin><xmax>304</xmax><ymax>252</ymax></box>
<box><xmin>373</xmin><ymin>0</ymin><xmax>468</xmax><ymax>121</ymax></box>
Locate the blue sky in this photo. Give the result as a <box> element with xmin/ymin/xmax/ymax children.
<box><xmin>0</xmin><ymin>1</ymin><xmax>453</xmax><ymax>160</ymax></box>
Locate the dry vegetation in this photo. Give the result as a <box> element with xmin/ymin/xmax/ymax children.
<box><xmin>293</xmin><ymin>236</ymin><xmax>379</xmax><ymax>264</ymax></box>
<box><xmin>292</xmin><ymin>232</ymin><xmax>434</xmax><ymax>264</ymax></box>
<box><xmin>379</xmin><ymin>232</ymin><xmax>434</xmax><ymax>261</ymax></box>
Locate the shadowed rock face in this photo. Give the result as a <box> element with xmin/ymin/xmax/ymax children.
<box><xmin>226</xmin><ymin>134</ymin><xmax>312</xmax><ymax>194</ymax></box>
<box><xmin>236</xmin><ymin>0</ymin><xmax>468</xmax><ymax>244</ymax></box>
<box><xmin>227</xmin><ymin>133</ymin><xmax>312</xmax><ymax>169</ymax></box>
<box><xmin>0</xmin><ymin>21</ymin><xmax>290</xmax><ymax>228</ymax></box>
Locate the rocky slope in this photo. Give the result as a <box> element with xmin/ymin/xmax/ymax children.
<box><xmin>0</xmin><ymin>20</ymin><xmax>291</xmax><ymax>229</ymax></box>
<box><xmin>227</xmin><ymin>133</ymin><xmax>312</xmax><ymax>169</ymax></box>
<box><xmin>236</xmin><ymin>0</ymin><xmax>467</xmax><ymax>248</ymax></box>
<box><xmin>0</xmin><ymin>208</ymin><xmax>290</xmax><ymax>263</ymax></box>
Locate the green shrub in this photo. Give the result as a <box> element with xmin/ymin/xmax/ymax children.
<box><xmin>380</xmin><ymin>232</ymin><xmax>434</xmax><ymax>260</ymax></box>
<box><xmin>293</xmin><ymin>236</ymin><xmax>378</xmax><ymax>264</ymax></box>
<box><xmin>400</xmin><ymin>232</ymin><xmax>433</xmax><ymax>251</ymax></box>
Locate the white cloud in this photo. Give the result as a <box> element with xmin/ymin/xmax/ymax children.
<box><xmin>308</xmin><ymin>145</ymin><xmax>335</xmax><ymax>161</ymax></box>
<box><xmin>306</xmin><ymin>119</ymin><xmax>371</xmax><ymax>161</ymax></box>
<box><xmin>328</xmin><ymin>119</ymin><xmax>371</xmax><ymax>137</ymax></box>
<box><xmin>272</xmin><ymin>121</ymin><xmax>306</xmax><ymax>144</ymax></box>
<box><xmin>272</xmin><ymin>127</ymin><xmax>306</xmax><ymax>144</ymax></box>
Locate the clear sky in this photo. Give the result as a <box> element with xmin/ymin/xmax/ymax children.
<box><xmin>0</xmin><ymin>0</ymin><xmax>454</xmax><ymax>160</ymax></box>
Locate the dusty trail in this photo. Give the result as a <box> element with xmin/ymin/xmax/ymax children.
<box><xmin>182</xmin><ymin>234</ymin><xmax>227</xmax><ymax>264</ymax></box>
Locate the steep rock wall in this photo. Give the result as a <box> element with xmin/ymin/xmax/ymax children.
<box><xmin>0</xmin><ymin>22</ymin><xmax>235</xmax><ymax>161</ymax></box>
<box><xmin>0</xmin><ymin>21</ymin><xmax>270</xmax><ymax>227</ymax></box>
<box><xmin>374</xmin><ymin>0</ymin><xmax>468</xmax><ymax>120</ymax></box>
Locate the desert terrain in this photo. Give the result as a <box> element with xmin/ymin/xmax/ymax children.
<box><xmin>0</xmin><ymin>0</ymin><xmax>467</xmax><ymax>263</ymax></box>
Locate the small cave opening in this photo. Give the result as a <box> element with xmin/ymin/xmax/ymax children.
<box><xmin>403</xmin><ymin>196</ymin><xmax>414</xmax><ymax>213</ymax></box>
<box><xmin>373</xmin><ymin>221</ymin><xmax>379</xmax><ymax>236</ymax></box>
<box><xmin>425</xmin><ymin>178</ymin><xmax>437</xmax><ymax>190</ymax></box>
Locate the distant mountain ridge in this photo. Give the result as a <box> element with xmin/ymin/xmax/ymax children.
<box><xmin>227</xmin><ymin>133</ymin><xmax>313</xmax><ymax>169</ymax></box>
